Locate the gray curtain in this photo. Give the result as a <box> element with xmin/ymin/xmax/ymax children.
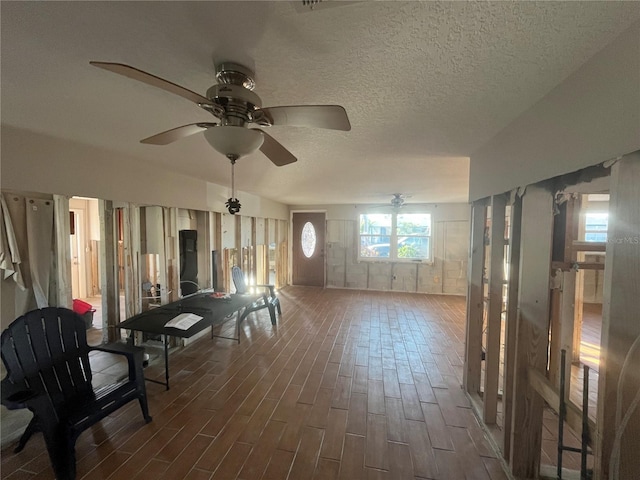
<box><xmin>0</xmin><ymin>193</ymin><xmax>55</xmax><ymax>316</ymax></box>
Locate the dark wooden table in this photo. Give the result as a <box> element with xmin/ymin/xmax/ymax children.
<box><xmin>118</xmin><ymin>291</ymin><xmax>261</xmax><ymax>389</ymax></box>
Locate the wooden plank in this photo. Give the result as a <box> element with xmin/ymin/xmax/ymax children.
<box><xmin>263</xmin><ymin>218</ymin><xmax>270</xmax><ymax>284</ymax></box>
<box><xmin>163</xmin><ymin>207</ymin><xmax>179</xmax><ymax>303</ymax></box>
<box><xmin>502</xmin><ymin>194</ymin><xmax>521</xmax><ymax>460</ymax></box>
<box><xmin>53</xmin><ymin>195</ymin><xmax>72</xmax><ymax>308</ymax></box>
<box><xmin>274</xmin><ymin>219</ymin><xmax>280</xmax><ymax>288</ymax></box>
<box><xmin>571</xmin><ymin>196</ymin><xmax>584</xmax><ymax>363</ymax></box>
<box><xmin>595</xmin><ymin>153</ymin><xmax>640</xmax><ymax>479</ymax></box>
<box><xmin>528</xmin><ymin>367</ymin><xmax>595</xmax><ymax>439</ymax></box>
<box><xmin>510</xmin><ymin>185</ymin><xmax>553</xmax><ymax>478</ymax></box>
<box><xmin>122</xmin><ymin>204</ymin><xmax>141</xmax><ymax>318</ymax></box>
<box><xmin>551</xmin><ymin>261</ymin><xmax>606</xmax><ymax>271</ymax></box>
<box><xmin>572</xmin><ymin>241</ymin><xmax>606</xmax><ymax>252</ymax></box>
<box><xmin>214</xmin><ymin>212</ymin><xmax>223</xmax><ymax>291</ymax></box>
<box><xmin>464</xmin><ymin>200</ymin><xmax>487</xmax><ymax>396</ymax></box>
<box><xmin>99</xmin><ymin>200</ymin><xmax>118</xmax><ymax>342</ymax></box>
<box><xmin>251</xmin><ymin>217</ymin><xmax>258</xmax><ymax>282</ymax></box>
<box><xmin>540</xmin><ymin>270</ymin><xmax>574</xmax><ymax>398</ymax></box>
<box><xmin>195</xmin><ymin>211</ymin><xmax>212</xmax><ymax>290</ymax></box>
<box><xmin>547</xmin><ymin>271</ymin><xmax>562</xmax><ymax>389</ymax></box>
<box><xmin>483</xmin><ymin>194</ymin><xmax>506</xmax><ymax>424</ymax></box>
<box><xmin>559</xmin><ymin>270</ymin><xmax>576</xmax><ymax>397</ymax></box>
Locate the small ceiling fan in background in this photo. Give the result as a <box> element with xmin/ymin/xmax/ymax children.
<box><xmin>360</xmin><ymin>194</ymin><xmax>414</xmax><ymax>212</ymax></box>
<box><xmin>389</xmin><ymin>193</ymin><xmax>408</xmax><ymax>208</ymax></box>
<box><xmin>90</xmin><ymin>61</ymin><xmax>351</xmax><ymax>166</ymax></box>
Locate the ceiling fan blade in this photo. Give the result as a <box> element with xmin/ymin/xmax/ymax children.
<box><xmin>253</xmin><ymin>129</ymin><xmax>297</xmax><ymax>166</ymax></box>
<box><xmin>259</xmin><ymin>105</ymin><xmax>351</xmax><ymax>131</ymax></box>
<box><xmin>141</xmin><ymin>123</ymin><xmax>217</xmax><ymax>145</ymax></box>
<box><xmin>90</xmin><ymin>62</ymin><xmax>212</xmax><ymax>106</ymax></box>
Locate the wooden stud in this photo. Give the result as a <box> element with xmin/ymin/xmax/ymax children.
<box><xmin>195</xmin><ymin>211</ymin><xmax>212</xmax><ymax>290</ymax></box>
<box><xmin>572</xmin><ymin>241</ymin><xmax>606</xmax><ymax>252</ymax></box>
<box><xmin>528</xmin><ymin>368</ymin><xmax>595</xmax><ymax>438</ymax></box>
<box><xmin>214</xmin><ymin>212</ymin><xmax>223</xmax><ymax>291</ymax></box>
<box><xmin>122</xmin><ymin>204</ymin><xmax>141</xmax><ymax>319</ymax></box>
<box><xmin>483</xmin><ymin>194</ymin><xmax>506</xmax><ymax>424</ymax></box>
<box><xmin>251</xmin><ymin>217</ymin><xmax>258</xmax><ymax>282</ymax></box>
<box><xmin>464</xmin><ymin>199</ymin><xmax>487</xmax><ymax>396</ymax></box>
<box><xmin>551</xmin><ymin>261</ymin><xmax>606</xmax><ymax>271</ymax></box>
<box><xmin>509</xmin><ymin>185</ymin><xmax>554</xmax><ymax>478</ymax></box>
<box><xmin>235</xmin><ymin>214</ymin><xmax>242</xmax><ymax>260</ymax></box>
<box><xmin>263</xmin><ymin>218</ymin><xmax>270</xmax><ymax>284</ymax></box>
<box><xmin>163</xmin><ymin>207</ymin><xmax>179</xmax><ymax>303</ymax></box>
<box><xmin>53</xmin><ymin>195</ymin><xmax>72</xmax><ymax>309</ymax></box>
<box><xmin>503</xmin><ymin>193</ymin><xmax>522</xmax><ymax>460</ymax></box>
<box><xmin>99</xmin><ymin>199</ymin><xmax>118</xmax><ymax>343</ymax></box>
<box><xmin>547</xmin><ymin>270</ymin><xmax>562</xmax><ymax>389</ymax></box>
<box><xmin>595</xmin><ymin>153</ymin><xmax>640</xmax><ymax>479</ymax></box>
<box><xmin>572</xmin><ymin>196</ymin><xmax>584</xmax><ymax>363</ymax></box>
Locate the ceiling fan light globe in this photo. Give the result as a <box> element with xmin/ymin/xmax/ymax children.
<box><xmin>204</xmin><ymin>126</ymin><xmax>264</xmax><ymax>158</ymax></box>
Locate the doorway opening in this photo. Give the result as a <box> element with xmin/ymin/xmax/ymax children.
<box><xmin>69</xmin><ymin>197</ymin><xmax>103</xmax><ymax>344</ymax></box>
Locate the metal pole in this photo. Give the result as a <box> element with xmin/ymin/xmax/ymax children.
<box><xmin>581</xmin><ymin>365</ymin><xmax>589</xmax><ymax>480</ymax></box>
<box><xmin>558</xmin><ymin>349</ymin><xmax>566</xmax><ymax>479</ymax></box>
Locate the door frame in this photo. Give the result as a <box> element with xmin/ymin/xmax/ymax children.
<box><xmin>289</xmin><ymin>209</ymin><xmax>327</xmax><ymax>286</ymax></box>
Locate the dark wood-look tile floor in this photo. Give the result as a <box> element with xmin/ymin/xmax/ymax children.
<box><xmin>1</xmin><ymin>287</ymin><xmax>508</xmax><ymax>480</ymax></box>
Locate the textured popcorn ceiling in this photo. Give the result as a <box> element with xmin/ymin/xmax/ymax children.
<box><xmin>2</xmin><ymin>1</ymin><xmax>639</xmax><ymax>205</ymax></box>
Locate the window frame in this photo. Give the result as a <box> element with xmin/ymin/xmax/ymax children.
<box><xmin>358</xmin><ymin>211</ymin><xmax>433</xmax><ymax>263</ymax></box>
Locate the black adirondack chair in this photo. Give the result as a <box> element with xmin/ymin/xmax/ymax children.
<box><xmin>231</xmin><ymin>265</ymin><xmax>281</xmax><ymax>325</ymax></box>
<box><xmin>1</xmin><ymin>307</ymin><xmax>152</xmax><ymax>480</ymax></box>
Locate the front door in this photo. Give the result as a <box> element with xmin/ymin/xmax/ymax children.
<box><xmin>292</xmin><ymin>212</ymin><xmax>325</xmax><ymax>286</ymax></box>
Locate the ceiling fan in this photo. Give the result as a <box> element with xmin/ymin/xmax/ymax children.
<box><xmin>363</xmin><ymin>194</ymin><xmax>412</xmax><ymax>211</ymax></box>
<box><xmin>390</xmin><ymin>193</ymin><xmax>407</xmax><ymax>208</ymax></box>
<box><xmin>89</xmin><ymin>61</ymin><xmax>351</xmax><ymax>166</ymax></box>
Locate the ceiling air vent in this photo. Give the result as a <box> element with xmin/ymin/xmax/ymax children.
<box><xmin>302</xmin><ymin>0</ymin><xmax>322</xmax><ymax>8</ymax></box>
<box><xmin>294</xmin><ymin>0</ymin><xmax>358</xmax><ymax>13</ymax></box>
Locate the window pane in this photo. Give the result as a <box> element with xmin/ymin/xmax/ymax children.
<box><xmin>301</xmin><ymin>222</ymin><xmax>316</xmax><ymax>258</ymax></box>
<box><xmin>585</xmin><ymin>232</ymin><xmax>607</xmax><ymax>242</ymax></box>
<box><xmin>360</xmin><ymin>214</ymin><xmax>392</xmax><ymax>234</ymax></box>
<box><xmin>397</xmin><ymin>213</ymin><xmax>431</xmax><ymax>235</ymax></box>
<box><xmin>397</xmin><ymin>236</ymin><xmax>429</xmax><ymax>259</ymax></box>
<box><xmin>360</xmin><ymin>236</ymin><xmax>391</xmax><ymax>257</ymax></box>
<box><xmin>585</xmin><ymin>213</ymin><xmax>608</xmax><ymax>231</ymax></box>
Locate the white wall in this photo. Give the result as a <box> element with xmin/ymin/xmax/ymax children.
<box><xmin>470</xmin><ymin>21</ymin><xmax>640</xmax><ymax>201</ymax></box>
<box><xmin>1</xmin><ymin>125</ymin><xmax>289</xmax><ymax>220</ymax></box>
<box><xmin>291</xmin><ymin>203</ymin><xmax>470</xmax><ymax>294</ymax></box>
<box><xmin>291</xmin><ymin>202</ymin><xmax>470</xmax><ymax>223</ymax></box>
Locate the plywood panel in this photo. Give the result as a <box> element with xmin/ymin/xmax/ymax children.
<box><xmin>510</xmin><ymin>185</ymin><xmax>553</xmax><ymax>477</ymax></box>
<box><xmin>595</xmin><ymin>153</ymin><xmax>640</xmax><ymax>479</ymax></box>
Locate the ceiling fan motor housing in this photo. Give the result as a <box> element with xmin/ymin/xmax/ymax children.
<box><xmin>206</xmin><ymin>84</ymin><xmax>262</xmax><ymax>126</ymax></box>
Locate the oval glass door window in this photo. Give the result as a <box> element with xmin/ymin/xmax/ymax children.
<box><xmin>301</xmin><ymin>222</ymin><xmax>317</xmax><ymax>258</ymax></box>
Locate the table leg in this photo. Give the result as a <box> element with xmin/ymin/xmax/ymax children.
<box><xmin>236</xmin><ymin>310</ymin><xmax>242</xmax><ymax>344</ymax></box>
<box><xmin>164</xmin><ymin>334</ymin><xmax>170</xmax><ymax>390</ymax></box>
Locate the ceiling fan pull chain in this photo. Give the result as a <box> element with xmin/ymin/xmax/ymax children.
<box><xmin>231</xmin><ymin>158</ymin><xmax>236</xmax><ymax>199</ymax></box>
<box><xmin>225</xmin><ymin>156</ymin><xmax>242</xmax><ymax>214</ymax></box>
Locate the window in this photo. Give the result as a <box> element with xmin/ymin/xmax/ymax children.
<box><xmin>301</xmin><ymin>222</ymin><xmax>317</xmax><ymax>258</ymax></box>
<box><xmin>584</xmin><ymin>212</ymin><xmax>608</xmax><ymax>242</ymax></box>
<box><xmin>359</xmin><ymin>212</ymin><xmax>431</xmax><ymax>261</ymax></box>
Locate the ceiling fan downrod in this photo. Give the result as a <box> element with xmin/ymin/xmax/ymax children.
<box><xmin>226</xmin><ymin>155</ymin><xmax>242</xmax><ymax>215</ymax></box>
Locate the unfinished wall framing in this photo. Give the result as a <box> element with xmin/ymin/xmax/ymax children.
<box><xmin>325</xmin><ymin>218</ymin><xmax>469</xmax><ymax>294</ymax></box>
<box><xmin>464</xmin><ymin>153</ymin><xmax>640</xmax><ymax>479</ymax></box>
